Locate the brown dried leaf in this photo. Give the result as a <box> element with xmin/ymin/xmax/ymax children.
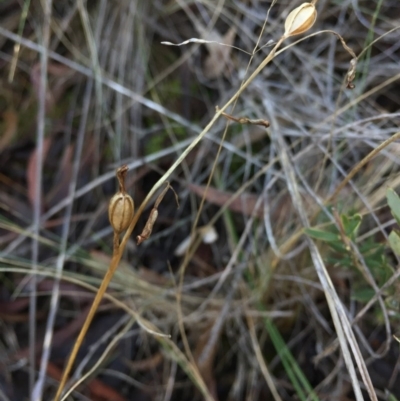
<box><xmin>37</xmin><ymin>279</ymin><xmax>93</xmax><ymax>305</ymax></box>
<box><xmin>203</xmin><ymin>27</ymin><xmax>236</xmax><ymax>79</ymax></box>
<box><xmin>46</xmin><ymin>362</ymin><xmax>128</xmax><ymax>401</ymax></box>
<box><xmin>0</xmin><ymin>297</ymin><xmax>30</xmax><ymax>314</ymax></box>
<box><xmin>188</xmin><ymin>183</ymin><xmax>263</xmax><ymax>217</ymax></box>
<box><xmin>11</xmin><ymin>305</ymin><xmax>91</xmax><ymax>362</ymax></box>
<box><xmin>138</xmin><ymin>267</ymin><xmax>169</xmax><ymax>286</ymax></box>
<box><xmin>193</xmin><ymin>323</ymin><xmax>219</xmax><ymax>400</ymax></box>
<box><xmin>0</xmin><ymin>109</ymin><xmax>18</xmax><ymax>152</ymax></box>
<box><xmin>31</xmin><ymin>62</ymin><xmax>78</xmax><ymax>110</ymax></box>
<box><xmin>124</xmin><ymin>352</ymin><xmax>163</xmax><ymax>371</ymax></box>
<box><xmin>27</xmin><ymin>137</ymin><xmax>52</xmax><ymax>208</ymax></box>
<box><xmin>46</xmin><ymin>144</ymin><xmax>74</xmax><ymax>207</ymax></box>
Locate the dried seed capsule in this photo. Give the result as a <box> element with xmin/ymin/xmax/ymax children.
<box><xmin>108</xmin><ymin>165</ymin><xmax>134</xmax><ymax>234</ymax></box>
<box><xmin>284</xmin><ymin>3</ymin><xmax>317</xmax><ymax>38</ymax></box>
<box><xmin>109</xmin><ymin>191</ymin><xmax>134</xmax><ymax>233</ymax></box>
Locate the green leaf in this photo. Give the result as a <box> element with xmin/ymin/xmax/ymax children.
<box><xmin>341</xmin><ymin>213</ymin><xmax>361</xmax><ymax>238</ymax></box>
<box><xmin>389</xmin><ymin>230</ymin><xmax>400</xmax><ymax>255</ymax></box>
<box><xmin>328</xmin><ymin>241</ymin><xmax>347</xmax><ymax>253</ymax></box>
<box><xmin>304</xmin><ymin>227</ymin><xmax>340</xmax><ymax>243</ymax></box>
<box><xmin>386</xmin><ymin>391</ymin><xmax>400</xmax><ymax>401</ymax></box>
<box><xmin>351</xmin><ymin>287</ymin><xmax>374</xmax><ymax>302</ymax></box>
<box><xmin>263</xmin><ymin>317</ymin><xmax>320</xmax><ymax>401</ymax></box>
<box><xmin>387</xmin><ymin>188</ymin><xmax>400</xmax><ymax>226</ymax></box>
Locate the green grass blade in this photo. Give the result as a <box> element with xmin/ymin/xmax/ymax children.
<box><xmin>263</xmin><ymin>317</ymin><xmax>320</xmax><ymax>401</ymax></box>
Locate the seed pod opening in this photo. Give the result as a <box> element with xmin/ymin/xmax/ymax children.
<box><xmin>109</xmin><ymin>192</ymin><xmax>134</xmax><ymax>233</ymax></box>
<box><xmin>284</xmin><ymin>3</ymin><xmax>317</xmax><ymax>38</ymax></box>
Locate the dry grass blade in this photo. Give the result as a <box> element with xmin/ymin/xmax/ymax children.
<box><xmin>30</xmin><ymin>0</ymin><xmax>52</xmax><ymax>398</ymax></box>
<box><xmin>269</xmin><ymin>116</ymin><xmax>378</xmax><ymax>401</ymax></box>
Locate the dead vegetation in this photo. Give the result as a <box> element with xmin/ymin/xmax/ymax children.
<box><xmin>0</xmin><ymin>0</ymin><xmax>400</xmax><ymax>400</ymax></box>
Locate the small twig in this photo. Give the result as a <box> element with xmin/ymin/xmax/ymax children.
<box><xmin>216</xmin><ymin>106</ymin><xmax>270</xmax><ymax>128</ymax></box>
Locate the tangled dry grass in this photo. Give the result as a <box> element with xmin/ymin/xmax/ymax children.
<box><xmin>0</xmin><ymin>0</ymin><xmax>400</xmax><ymax>400</ymax></box>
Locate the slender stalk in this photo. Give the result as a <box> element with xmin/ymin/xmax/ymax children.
<box><xmin>53</xmin><ymin>251</ymin><xmax>121</xmax><ymax>400</ymax></box>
